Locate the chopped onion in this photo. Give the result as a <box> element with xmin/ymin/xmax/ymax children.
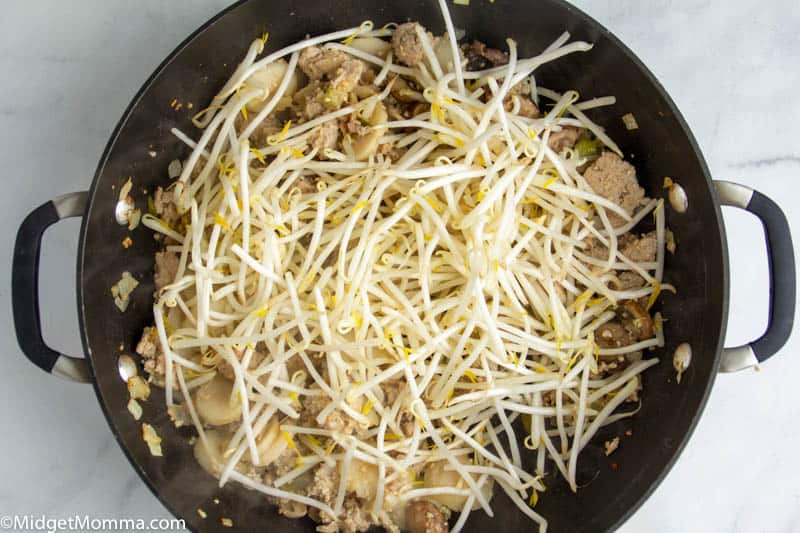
<box><xmin>142</xmin><ymin>423</ymin><xmax>163</xmax><ymax>456</ymax></box>
<box><xmin>127</xmin><ymin>375</ymin><xmax>151</xmax><ymax>401</ymax></box>
<box><xmin>111</xmin><ymin>271</ymin><xmax>139</xmax><ymax>312</ymax></box>
<box><xmin>127</xmin><ymin>399</ymin><xmax>143</xmax><ymax>420</ymax></box>
<box><xmin>622</xmin><ymin>112</ymin><xmax>639</xmax><ymax>130</ymax></box>
<box><xmin>168</xmin><ymin>159</ymin><xmax>183</xmax><ymax>179</ymax></box>
<box><xmin>168</xmin><ymin>404</ymin><xmax>191</xmax><ymax>428</ymax></box>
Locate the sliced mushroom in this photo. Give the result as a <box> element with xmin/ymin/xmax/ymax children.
<box><xmin>342</xmin><ymin>459</ymin><xmax>379</xmax><ymax>499</ymax></box>
<box><xmin>595</xmin><ymin>321</ymin><xmax>634</xmax><ymax>353</ymax></box>
<box><xmin>349</xmin><ymin>37</ymin><xmax>392</xmax><ymax>58</ymax></box>
<box><xmin>353</xmin><ymin>130</ymin><xmax>382</xmax><ymax>161</ymax></box>
<box><xmin>424</xmin><ymin>458</ymin><xmax>492</xmax><ymax>511</ymax></box>
<box><xmin>245</xmin><ymin>59</ymin><xmax>299</xmax><ymax>112</ymax></box>
<box><xmin>391</xmin><ymin>77</ymin><xmax>424</xmax><ymax>103</ymax></box>
<box><xmin>247</xmin><ymin>418</ymin><xmax>290</xmax><ymax>466</ymax></box>
<box><xmin>193</xmin><ymin>429</ymin><xmax>229</xmax><ymax>478</ymax></box>
<box><xmin>369</xmin><ymin>101</ymin><xmax>388</xmax><ymax>125</ymax></box>
<box><xmin>352</xmin><ymin>102</ymin><xmax>388</xmax><ymax>161</ymax></box>
<box><xmin>621</xmin><ymin>300</ymin><xmax>655</xmax><ymax>340</ymax></box>
<box><xmin>194</xmin><ymin>374</ymin><xmax>242</xmax><ymax>426</ymax></box>
<box><xmin>353</xmin><ymin>85</ymin><xmax>378</xmax><ymax>99</ymax></box>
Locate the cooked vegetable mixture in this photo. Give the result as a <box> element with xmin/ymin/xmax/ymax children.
<box><xmin>136</xmin><ymin>1</ymin><xmax>674</xmax><ymax>531</ymax></box>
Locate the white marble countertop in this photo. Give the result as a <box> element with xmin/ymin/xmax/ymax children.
<box><xmin>1</xmin><ymin>1</ymin><xmax>798</xmax><ymax>531</ymax></box>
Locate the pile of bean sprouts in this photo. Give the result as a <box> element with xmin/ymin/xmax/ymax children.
<box><xmin>143</xmin><ymin>1</ymin><xmax>670</xmax><ymax>531</ymax></box>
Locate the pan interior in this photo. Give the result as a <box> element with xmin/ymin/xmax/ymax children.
<box><xmin>78</xmin><ymin>0</ymin><xmax>727</xmax><ymax>531</ymax></box>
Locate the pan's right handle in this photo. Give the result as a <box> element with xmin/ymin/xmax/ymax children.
<box><xmin>715</xmin><ymin>181</ymin><xmax>796</xmax><ymax>372</ymax></box>
<box><xmin>12</xmin><ymin>192</ymin><xmax>91</xmax><ymax>383</ymax></box>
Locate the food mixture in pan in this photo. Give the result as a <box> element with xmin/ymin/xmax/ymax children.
<box><xmin>134</xmin><ymin>1</ymin><xmax>674</xmax><ymax>531</ymax></box>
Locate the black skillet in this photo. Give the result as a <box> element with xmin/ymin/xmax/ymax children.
<box><xmin>11</xmin><ymin>0</ymin><xmax>796</xmax><ymax>531</ymax></box>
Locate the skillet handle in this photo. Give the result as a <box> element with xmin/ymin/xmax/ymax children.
<box><xmin>12</xmin><ymin>192</ymin><xmax>91</xmax><ymax>383</ymax></box>
<box><xmin>715</xmin><ymin>181</ymin><xmax>796</xmax><ymax>372</ymax></box>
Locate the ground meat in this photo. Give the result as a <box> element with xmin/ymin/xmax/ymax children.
<box><xmin>584</xmin><ymin>231</ymin><xmax>657</xmax><ymax>289</ymax></box>
<box><xmin>272</xmin><ymin>447</ymin><xmax>298</xmax><ymax>477</ymax></box>
<box><xmin>309</xmin><ymin>120</ymin><xmax>340</xmax><ymax>155</ymax></box>
<box><xmin>341</xmin><ymin>115</ymin><xmax>371</xmax><ymax>137</ymax></box>
<box><xmin>502</xmin><ymin>80</ymin><xmax>539</xmax><ymax>118</ymax></box>
<box><xmin>153</xmin><ymin>187</ymin><xmax>180</xmax><ymax>227</ymax></box>
<box><xmin>378</xmin><ymin>142</ymin><xmax>407</xmax><ymax>163</ymax></box>
<box><xmin>294</xmin><ymin>82</ymin><xmax>329</xmax><ymax>120</ymax></box>
<box><xmin>621</xmin><ymin>231</ymin><xmax>657</xmax><ymax>262</ymax></box>
<box><xmin>399</xmin><ymin>410</ymin><xmax>416</xmax><ymax>437</ymax></box>
<box><xmin>405</xmin><ymin>500</ymin><xmax>448</xmax><ymax>533</ymax></box>
<box><xmin>217</xmin><ymin>360</ymin><xmax>235</xmax><ymax>380</ymax></box>
<box><xmin>218</xmin><ymin>347</ymin><xmax>267</xmax><ymax>380</ymax></box>
<box><xmin>510</xmin><ymin>79</ymin><xmax>531</xmax><ymax>96</ymax></box>
<box><xmin>249</xmin><ymin>115</ymin><xmax>281</xmax><ymax>147</ymax></box>
<box><xmin>285</xmin><ymin>352</ymin><xmax>307</xmax><ymax>379</ymax></box>
<box><xmin>392</xmin><ymin>23</ymin><xmax>425</xmax><ymax>67</ymax></box>
<box><xmin>307</xmin><ymin>464</ymin><xmax>340</xmax><ymax>508</ymax></box>
<box><xmin>609</xmin><ymin>231</ymin><xmax>657</xmax><ymax>289</ymax></box>
<box><xmin>136</xmin><ymin>326</ymin><xmax>164</xmax><ymax>376</ymax></box>
<box><xmin>359</xmin><ymin>66</ymin><xmax>376</xmax><ymax>85</ymax></box>
<box><xmin>542</xmin><ymin>390</ymin><xmax>555</xmax><ymax>407</ymax></box>
<box><xmin>317</xmin><ymin>496</ymin><xmax>373</xmax><ymax>533</ymax></box>
<box><xmin>548</xmin><ymin>126</ymin><xmax>582</xmax><ymax>152</ymax></box>
<box><xmin>464</xmin><ymin>40</ymin><xmax>508</xmax><ymax>70</ymax></box>
<box><xmin>279</xmin><ymin>499</ymin><xmax>308</xmax><ymax>519</ymax></box>
<box><xmin>462</xmin><ymin>44</ymin><xmax>488</xmax><ymax>71</ymax></box>
<box><xmin>244</xmin><ymin>463</ymin><xmax>268</xmax><ymax>487</ymax></box>
<box><xmin>375</xmin><ymin>511</ymin><xmax>401</xmax><ymax>533</ymax></box>
<box><xmin>381</xmin><ymin>379</ymin><xmax>405</xmax><ymax>406</ymax></box>
<box><xmin>154</xmin><ymin>250</ymin><xmax>179</xmax><ymax>290</ymax></box>
<box><xmin>295</xmin><ymin>175</ymin><xmax>318</xmax><ymax>193</ymax></box>
<box><xmin>340</xmin><ymin>497</ymin><xmax>373</xmax><ymax>533</ymax></box>
<box><xmin>582</xmin><ymin>237</ymin><xmax>610</xmax><ymax>260</ymax></box>
<box><xmin>299</xmin><ymin>46</ymin><xmax>348</xmax><ymax>80</ymax></box>
<box><xmin>301</xmin><ymin>395</ymin><xmax>355</xmax><ymax>435</ymax></box>
<box><xmin>323</xmin><ymin>408</ymin><xmax>357</xmax><ymax>435</ymax></box>
<box><xmin>300</xmin><ymin>392</ymin><xmax>330</xmax><ymax>418</ymax></box>
<box><xmin>330</xmin><ymin>59</ymin><xmax>364</xmax><ymax>93</ymax></box>
<box><xmin>306</xmin><ymin>102</ymin><xmax>328</xmax><ymax>121</ymax></box>
<box><xmin>616</xmin><ymin>271</ymin><xmax>646</xmax><ymax>290</ymax></box>
<box><xmin>583</xmin><ymin>152</ymin><xmax>645</xmax><ymax>226</ymax></box>
<box><xmin>515</xmin><ymin>95</ymin><xmax>541</xmax><ymax>118</ymax></box>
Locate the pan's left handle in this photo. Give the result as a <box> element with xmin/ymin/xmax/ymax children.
<box><xmin>12</xmin><ymin>192</ymin><xmax>91</xmax><ymax>383</ymax></box>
